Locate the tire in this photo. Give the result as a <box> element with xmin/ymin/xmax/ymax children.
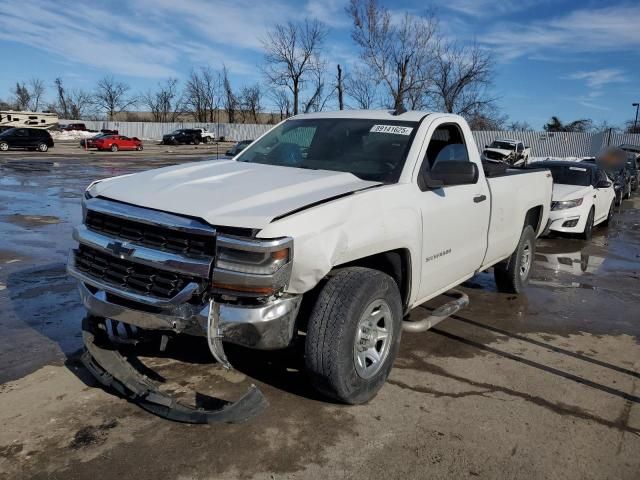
<box><xmin>194</xmin><ymin>138</ymin><xmax>200</xmax><ymax>145</ymax></box>
<box><xmin>625</xmin><ymin>184</ymin><xmax>632</xmax><ymax>199</ymax></box>
<box><xmin>615</xmin><ymin>190</ymin><xmax>622</xmax><ymax>206</ymax></box>
<box><xmin>580</xmin><ymin>208</ymin><xmax>594</xmax><ymax>240</ymax></box>
<box><xmin>603</xmin><ymin>201</ymin><xmax>615</xmax><ymax>227</ymax></box>
<box><xmin>203</xmin><ymin>137</ymin><xmax>210</xmax><ymax>144</ymax></box>
<box><xmin>110</xmin><ymin>144</ymin><xmax>118</xmax><ymax>152</ymax></box>
<box><xmin>0</xmin><ymin>142</ymin><xmax>8</xmax><ymax>151</ymax></box>
<box><xmin>136</xmin><ymin>145</ymin><xmax>143</xmax><ymax>151</ymax></box>
<box><xmin>494</xmin><ymin>225</ymin><xmax>536</xmax><ymax>294</ymax></box>
<box><xmin>305</xmin><ymin>267</ymin><xmax>402</xmax><ymax>405</ymax></box>
<box><xmin>37</xmin><ymin>143</ymin><xmax>48</xmax><ymax>152</ymax></box>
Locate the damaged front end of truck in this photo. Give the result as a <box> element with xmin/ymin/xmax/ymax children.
<box><xmin>67</xmin><ymin>194</ymin><xmax>303</xmax><ymax>423</ymax></box>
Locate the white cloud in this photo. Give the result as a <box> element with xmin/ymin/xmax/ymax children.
<box><xmin>305</xmin><ymin>0</ymin><xmax>350</xmax><ymax>28</ymax></box>
<box><xmin>481</xmin><ymin>4</ymin><xmax>640</xmax><ymax>60</ymax></box>
<box><xmin>566</xmin><ymin>69</ymin><xmax>627</xmax><ymax>89</ymax></box>
<box><xmin>443</xmin><ymin>0</ymin><xmax>546</xmax><ymax>18</ymax></box>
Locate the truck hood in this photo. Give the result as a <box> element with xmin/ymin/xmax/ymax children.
<box><xmin>483</xmin><ymin>148</ymin><xmax>513</xmax><ymax>157</ymax></box>
<box><xmin>94</xmin><ymin>159</ymin><xmax>380</xmax><ymax>229</ymax></box>
<box><xmin>552</xmin><ymin>183</ymin><xmax>592</xmax><ymax>201</ymax></box>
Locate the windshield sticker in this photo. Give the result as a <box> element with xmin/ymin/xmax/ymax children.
<box><xmin>569</xmin><ymin>167</ymin><xmax>587</xmax><ymax>172</ymax></box>
<box><xmin>370</xmin><ymin>124</ymin><xmax>413</xmax><ymax>135</ymax></box>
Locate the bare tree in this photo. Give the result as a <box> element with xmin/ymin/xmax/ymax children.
<box><xmin>93</xmin><ymin>76</ymin><xmax>137</xmax><ymax>120</ymax></box>
<box><xmin>28</xmin><ymin>79</ymin><xmax>45</xmax><ymax>111</ymax></box>
<box><xmin>183</xmin><ymin>67</ymin><xmax>220</xmax><ymax>122</ymax></box>
<box><xmin>348</xmin><ymin>0</ymin><xmax>437</xmax><ymax>111</ymax></box>
<box><xmin>430</xmin><ymin>41</ymin><xmax>495</xmax><ymax>119</ymax></box>
<box><xmin>239</xmin><ymin>84</ymin><xmax>262</xmax><ymax>123</ymax></box>
<box><xmin>13</xmin><ymin>82</ymin><xmax>31</xmax><ymax>110</ymax></box>
<box><xmin>52</xmin><ymin>78</ymin><xmax>91</xmax><ymax>119</ymax></box>
<box><xmin>142</xmin><ymin>78</ymin><xmax>184</xmax><ymax>122</ymax></box>
<box><xmin>345</xmin><ymin>66</ymin><xmax>378</xmax><ymax>109</ymax></box>
<box><xmin>262</xmin><ymin>20</ymin><xmax>327</xmax><ymax>115</ymax></box>
<box><xmin>625</xmin><ymin>120</ymin><xmax>640</xmax><ymax>134</ymax></box>
<box><xmin>508</xmin><ymin>120</ymin><xmax>533</xmax><ymax>132</ymax></box>
<box><xmin>271</xmin><ymin>89</ymin><xmax>292</xmax><ymax>121</ymax></box>
<box><xmin>222</xmin><ymin>66</ymin><xmax>239</xmax><ymax>123</ymax></box>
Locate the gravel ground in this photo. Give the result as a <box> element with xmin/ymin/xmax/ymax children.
<box><xmin>0</xmin><ymin>154</ymin><xmax>638</xmax><ymax>480</ymax></box>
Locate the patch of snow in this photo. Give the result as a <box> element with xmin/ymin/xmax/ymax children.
<box><xmin>50</xmin><ymin>130</ymin><xmax>98</xmax><ymax>141</ymax></box>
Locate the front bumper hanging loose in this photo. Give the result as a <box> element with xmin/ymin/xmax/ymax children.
<box><xmin>80</xmin><ymin>316</ymin><xmax>268</xmax><ymax>424</ymax></box>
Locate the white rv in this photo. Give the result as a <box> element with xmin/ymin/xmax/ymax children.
<box><xmin>0</xmin><ymin>111</ymin><xmax>59</xmax><ymax>130</ymax></box>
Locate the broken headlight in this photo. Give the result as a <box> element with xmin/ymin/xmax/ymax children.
<box><xmin>212</xmin><ymin>235</ymin><xmax>293</xmax><ymax>296</ymax></box>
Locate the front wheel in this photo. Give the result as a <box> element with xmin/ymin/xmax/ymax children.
<box><xmin>305</xmin><ymin>267</ymin><xmax>402</xmax><ymax>404</ymax></box>
<box><xmin>110</xmin><ymin>144</ymin><xmax>119</xmax><ymax>152</ymax></box>
<box><xmin>603</xmin><ymin>201</ymin><xmax>615</xmax><ymax>227</ymax></box>
<box><xmin>203</xmin><ymin>137</ymin><xmax>210</xmax><ymax>144</ymax></box>
<box><xmin>136</xmin><ymin>145</ymin><xmax>143</xmax><ymax>151</ymax></box>
<box><xmin>494</xmin><ymin>225</ymin><xmax>536</xmax><ymax>293</ymax></box>
<box><xmin>194</xmin><ymin>138</ymin><xmax>200</xmax><ymax>145</ymax></box>
<box><xmin>580</xmin><ymin>208</ymin><xmax>594</xmax><ymax>240</ymax></box>
<box><xmin>37</xmin><ymin>143</ymin><xmax>48</xmax><ymax>152</ymax></box>
<box><xmin>0</xmin><ymin>142</ymin><xmax>9</xmax><ymax>151</ymax></box>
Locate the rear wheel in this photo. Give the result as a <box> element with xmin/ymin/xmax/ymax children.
<box><xmin>110</xmin><ymin>144</ymin><xmax>119</xmax><ymax>152</ymax></box>
<box><xmin>37</xmin><ymin>143</ymin><xmax>48</xmax><ymax>152</ymax></box>
<box><xmin>580</xmin><ymin>208</ymin><xmax>594</xmax><ymax>240</ymax></box>
<box><xmin>136</xmin><ymin>145</ymin><xmax>143</xmax><ymax>151</ymax></box>
<box><xmin>305</xmin><ymin>267</ymin><xmax>402</xmax><ymax>404</ymax></box>
<box><xmin>194</xmin><ymin>138</ymin><xmax>200</xmax><ymax>145</ymax></box>
<box><xmin>0</xmin><ymin>142</ymin><xmax>8</xmax><ymax>151</ymax></box>
<box><xmin>494</xmin><ymin>225</ymin><xmax>536</xmax><ymax>293</ymax></box>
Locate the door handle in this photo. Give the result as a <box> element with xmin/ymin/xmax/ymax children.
<box><xmin>474</xmin><ymin>195</ymin><xmax>487</xmax><ymax>203</ymax></box>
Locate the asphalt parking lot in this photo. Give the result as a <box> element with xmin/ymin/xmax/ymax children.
<box><xmin>0</xmin><ymin>154</ymin><xmax>638</xmax><ymax>480</ymax></box>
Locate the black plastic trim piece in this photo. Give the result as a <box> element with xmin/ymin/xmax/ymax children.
<box><xmin>81</xmin><ymin>316</ymin><xmax>268</xmax><ymax>424</ymax></box>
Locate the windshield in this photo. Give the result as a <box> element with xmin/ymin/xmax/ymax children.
<box><xmin>170</xmin><ymin>129</ymin><xmax>183</xmax><ymax>134</ymax></box>
<box><xmin>489</xmin><ymin>141</ymin><xmax>516</xmax><ymax>150</ymax></box>
<box><xmin>547</xmin><ymin>165</ymin><xmax>592</xmax><ymax>186</ymax></box>
<box><xmin>0</xmin><ymin>128</ymin><xmax>15</xmax><ymax>137</ymax></box>
<box><xmin>236</xmin><ymin>118</ymin><xmax>418</xmax><ymax>182</ymax></box>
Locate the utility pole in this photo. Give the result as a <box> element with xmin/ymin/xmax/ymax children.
<box><xmin>633</xmin><ymin>102</ymin><xmax>639</xmax><ymax>131</ymax></box>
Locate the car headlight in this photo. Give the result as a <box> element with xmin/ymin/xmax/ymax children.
<box><xmin>212</xmin><ymin>235</ymin><xmax>293</xmax><ymax>296</ymax></box>
<box><xmin>552</xmin><ymin>198</ymin><xmax>583</xmax><ymax>210</ymax></box>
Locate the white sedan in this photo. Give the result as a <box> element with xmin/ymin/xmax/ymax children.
<box><xmin>540</xmin><ymin>161</ymin><xmax>616</xmax><ymax>240</ymax></box>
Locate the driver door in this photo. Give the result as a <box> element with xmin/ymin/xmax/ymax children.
<box><xmin>417</xmin><ymin>122</ymin><xmax>490</xmax><ymax>300</ymax></box>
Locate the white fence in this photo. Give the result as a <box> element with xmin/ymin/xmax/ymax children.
<box><xmin>65</xmin><ymin>120</ymin><xmax>640</xmax><ymax>158</ymax></box>
<box><xmin>64</xmin><ymin>120</ymin><xmax>273</xmax><ymax>143</ymax></box>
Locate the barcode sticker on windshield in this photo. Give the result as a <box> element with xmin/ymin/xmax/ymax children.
<box><xmin>569</xmin><ymin>167</ymin><xmax>587</xmax><ymax>172</ymax></box>
<box><xmin>370</xmin><ymin>125</ymin><xmax>413</xmax><ymax>135</ymax></box>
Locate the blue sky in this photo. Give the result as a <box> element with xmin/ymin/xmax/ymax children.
<box><xmin>0</xmin><ymin>0</ymin><xmax>638</xmax><ymax>128</ymax></box>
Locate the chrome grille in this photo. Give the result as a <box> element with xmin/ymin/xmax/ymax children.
<box><xmin>86</xmin><ymin>210</ymin><xmax>215</xmax><ymax>256</ymax></box>
<box><xmin>74</xmin><ymin>245</ymin><xmax>206</xmax><ymax>300</ymax></box>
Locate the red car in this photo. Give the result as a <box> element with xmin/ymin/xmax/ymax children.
<box><xmin>93</xmin><ymin>135</ymin><xmax>143</xmax><ymax>152</ymax></box>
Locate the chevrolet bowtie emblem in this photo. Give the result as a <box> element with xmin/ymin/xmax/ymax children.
<box><xmin>106</xmin><ymin>241</ymin><xmax>135</xmax><ymax>258</ymax></box>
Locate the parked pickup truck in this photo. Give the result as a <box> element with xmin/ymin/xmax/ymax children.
<box><xmin>68</xmin><ymin>110</ymin><xmax>552</xmax><ymax>408</ymax></box>
<box><xmin>194</xmin><ymin>127</ymin><xmax>216</xmax><ymax>143</ymax></box>
<box><xmin>482</xmin><ymin>138</ymin><xmax>530</xmax><ymax>166</ymax></box>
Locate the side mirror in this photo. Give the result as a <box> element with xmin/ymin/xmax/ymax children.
<box><xmin>484</xmin><ymin>144</ymin><xmax>489</xmax><ymax>148</ymax></box>
<box><xmin>596</xmin><ymin>180</ymin><xmax>612</xmax><ymax>189</ymax></box>
<box><xmin>419</xmin><ymin>161</ymin><xmax>479</xmax><ymax>190</ymax></box>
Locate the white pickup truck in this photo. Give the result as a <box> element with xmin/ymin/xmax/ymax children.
<box><xmin>482</xmin><ymin>138</ymin><xmax>531</xmax><ymax>166</ymax></box>
<box><xmin>68</xmin><ymin>110</ymin><xmax>552</xmax><ymax>411</ymax></box>
<box><xmin>194</xmin><ymin>127</ymin><xmax>216</xmax><ymax>143</ymax></box>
